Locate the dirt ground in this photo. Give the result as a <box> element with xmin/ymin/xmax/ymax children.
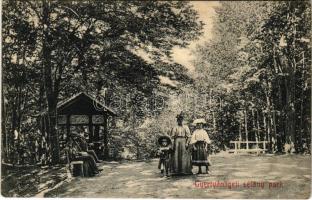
<box><xmin>45</xmin><ymin>154</ymin><xmax>311</xmax><ymax>199</ymax></box>
<box><xmin>1</xmin><ymin>165</ymin><xmax>68</xmax><ymax>197</ymax></box>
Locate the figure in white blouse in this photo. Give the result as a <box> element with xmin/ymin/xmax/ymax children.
<box><xmin>190</xmin><ymin>118</ymin><xmax>211</xmax><ymax>174</ymax></box>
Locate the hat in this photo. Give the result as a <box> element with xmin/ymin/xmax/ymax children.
<box><xmin>158</xmin><ymin>135</ymin><xmax>172</xmax><ymax>147</ymax></box>
<box><xmin>193</xmin><ymin>118</ymin><xmax>207</xmax><ymax>125</ymax></box>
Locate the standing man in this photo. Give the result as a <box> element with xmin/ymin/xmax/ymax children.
<box><xmin>169</xmin><ymin>112</ymin><xmax>192</xmax><ymax>175</ymax></box>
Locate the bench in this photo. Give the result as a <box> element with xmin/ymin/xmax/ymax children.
<box><xmin>71</xmin><ymin>161</ymin><xmax>84</xmax><ymax>177</ymax></box>
<box><xmin>228</xmin><ymin>148</ymin><xmax>266</xmax><ymax>154</ymax></box>
<box><xmin>229</xmin><ymin>141</ymin><xmax>268</xmax><ymax>155</ymax></box>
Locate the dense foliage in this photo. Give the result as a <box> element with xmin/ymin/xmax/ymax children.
<box><xmin>2</xmin><ymin>1</ymin><xmax>202</xmax><ymax>164</ymax></box>
<box><xmin>191</xmin><ymin>1</ymin><xmax>311</xmax><ymax>153</ymax></box>
<box><xmin>2</xmin><ymin>1</ymin><xmax>310</xmax><ymax>165</ymax></box>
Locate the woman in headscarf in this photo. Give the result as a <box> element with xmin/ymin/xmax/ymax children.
<box><xmin>190</xmin><ymin>118</ymin><xmax>211</xmax><ymax>174</ymax></box>
<box><xmin>169</xmin><ymin>112</ymin><xmax>192</xmax><ymax>175</ymax></box>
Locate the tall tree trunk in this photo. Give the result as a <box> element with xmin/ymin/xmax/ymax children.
<box><xmin>42</xmin><ymin>0</ymin><xmax>60</xmax><ymax>164</ymax></box>
<box><xmin>264</xmin><ymin>78</ymin><xmax>273</xmax><ymax>152</ymax></box>
<box><xmin>297</xmin><ymin>52</ymin><xmax>306</xmax><ymax>153</ymax></box>
<box><xmin>244</xmin><ymin>109</ymin><xmax>248</xmax><ymax>149</ymax></box>
<box><xmin>212</xmin><ymin>111</ymin><xmax>216</xmax><ymax>132</ymax></box>
<box><xmin>11</xmin><ymin>95</ymin><xmax>19</xmax><ymax>164</ymax></box>
<box><xmin>2</xmin><ymin>89</ymin><xmax>7</xmax><ymax>162</ymax></box>
<box><xmin>252</xmin><ymin>109</ymin><xmax>258</xmax><ymax>148</ymax></box>
<box><xmin>263</xmin><ymin>112</ymin><xmax>267</xmax><ymax>142</ymax></box>
<box><xmin>256</xmin><ymin>110</ymin><xmax>260</xmax><ymax>147</ymax></box>
<box><xmin>283</xmin><ymin>62</ymin><xmax>295</xmax><ymax>153</ymax></box>
<box><xmin>238</xmin><ymin>113</ymin><xmax>242</xmax><ymax>149</ymax></box>
<box><xmin>272</xmin><ymin>110</ymin><xmax>277</xmax><ymax>152</ymax></box>
<box><xmin>277</xmin><ymin>79</ymin><xmax>285</xmax><ymax>152</ymax></box>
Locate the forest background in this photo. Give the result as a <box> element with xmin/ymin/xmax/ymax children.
<box><xmin>2</xmin><ymin>1</ymin><xmax>311</xmax><ymax>164</ymax></box>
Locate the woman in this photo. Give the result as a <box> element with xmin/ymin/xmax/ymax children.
<box><xmin>190</xmin><ymin>118</ymin><xmax>211</xmax><ymax>174</ymax></box>
<box><xmin>74</xmin><ymin>132</ymin><xmax>102</xmax><ymax>163</ymax></box>
<box><xmin>67</xmin><ymin>135</ymin><xmax>102</xmax><ymax>177</ymax></box>
<box><xmin>169</xmin><ymin>113</ymin><xmax>192</xmax><ymax>175</ymax></box>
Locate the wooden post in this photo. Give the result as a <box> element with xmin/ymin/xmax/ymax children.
<box><xmin>66</xmin><ymin>115</ymin><xmax>70</xmax><ymax>138</ymax></box>
<box><xmin>103</xmin><ymin>114</ymin><xmax>109</xmax><ymax>159</ymax></box>
<box><xmin>88</xmin><ymin>115</ymin><xmax>93</xmax><ymax>143</ymax></box>
<box><xmin>234</xmin><ymin>142</ymin><xmax>237</xmax><ymax>154</ymax></box>
<box><xmin>93</xmin><ymin>125</ymin><xmax>100</xmax><ymax>141</ymax></box>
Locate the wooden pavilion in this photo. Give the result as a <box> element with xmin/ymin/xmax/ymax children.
<box><xmin>40</xmin><ymin>92</ymin><xmax>116</xmax><ymax>159</ymax></box>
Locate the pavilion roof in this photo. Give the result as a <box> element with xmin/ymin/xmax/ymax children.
<box><xmin>37</xmin><ymin>92</ymin><xmax>116</xmax><ymax>116</ymax></box>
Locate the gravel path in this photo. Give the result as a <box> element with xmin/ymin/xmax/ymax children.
<box><xmin>45</xmin><ymin>154</ymin><xmax>311</xmax><ymax>198</ymax></box>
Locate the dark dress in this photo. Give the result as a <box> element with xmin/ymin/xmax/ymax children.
<box><xmin>158</xmin><ymin>146</ymin><xmax>173</xmax><ymax>175</ymax></box>
<box><xmin>190</xmin><ymin>129</ymin><xmax>211</xmax><ymax>167</ymax></box>
<box><xmin>69</xmin><ymin>139</ymin><xmax>99</xmax><ymax>177</ymax></box>
<box><xmin>170</xmin><ymin>125</ymin><xmax>192</xmax><ymax>175</ymax></box>
<box><xmin>75</xmin><ymin>136</ymin><xmax>101</xmax><ymax>162</ymax></box>
<box><xmin>71</xmin><ymin>150</ymin><xmax>99</xmax><ymax>176</ymax></box>
<box><xmin>192</xmin><ymin>141</ymin><xmax>209</xmax><ymax>166</ymax></box>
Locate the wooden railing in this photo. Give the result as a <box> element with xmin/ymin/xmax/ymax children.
<box><xmin>229</xmin><ymin>141</ymin><xmax>269</xmax><ymax>154</ymax></box>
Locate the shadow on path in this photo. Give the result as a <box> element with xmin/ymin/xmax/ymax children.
<box><xmin>45</xmin><ymin>154</ymin><xmax>311</xmax><ymax>198</ymax></box>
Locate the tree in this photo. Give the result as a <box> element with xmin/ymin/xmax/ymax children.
<box><xmin>192</xmin><ymin>1</ymin><xmax>311</xmax><ymax>153</ymax></box>
<box><xmin>3</xmin><ymin>1</ymin><xmax>203</xmax><ymax>163</ymax></box>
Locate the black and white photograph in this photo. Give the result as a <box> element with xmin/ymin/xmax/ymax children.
<box><xmin>1</xmin><ymin>1</ymin><xmax>311</xmax><ymax>198</ymax></box>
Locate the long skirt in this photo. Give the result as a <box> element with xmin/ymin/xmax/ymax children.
<box><xmin>192</xmin><ymin>141</ymin><xmax>209</xmax><ymax>166</ymax></box>
<box><xmin>171</xmin><ymin>137</ymin><xmax>192</xmax><ymax>175</ymax></box>
<box><xmin>87</xmin><ymin>150</ymin><xmax>101</xmax><ymax>163</ymax></box>
<box><xmin>74</xmin><ymin>155</ymin><xmax>99</xmax><ymax>177</ymax></box>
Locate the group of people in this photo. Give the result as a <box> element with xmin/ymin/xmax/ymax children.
<box><xmin>65</xmin><ymin>112</ymin><xmax>211</xmax><ymax>177</ymax></box>
<box><xmin>158</xmin><ymin>113</ymin><xmax>211</xmax><ymax>176</ymax></box>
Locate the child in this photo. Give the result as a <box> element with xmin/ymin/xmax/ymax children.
<box><xmin>157</xmin><ymin>135</ymin><xmax>173</xmax><ymax>177</ymax></box>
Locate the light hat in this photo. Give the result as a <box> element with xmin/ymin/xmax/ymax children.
<box><xmin>193</xmin><ymin>118</ymin><xmax>207</xmax><ymax>125</ymax></box>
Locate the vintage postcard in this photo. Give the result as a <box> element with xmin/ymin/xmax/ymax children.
<box><xmin>1</xmin><ymin>1</ymin><xmax>311</xmax><ymax>198</ymax></box>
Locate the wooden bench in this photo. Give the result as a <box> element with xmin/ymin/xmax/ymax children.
<box><xmin>228</xmin><ymin>148</ymin><xmax>266</xmax><ymax>154</ymax></box>
<box><xmin>229</xmin><ymin>141</ymin><xmax>268</xmax><ymax>155</ymax></box>
<box><xmin>71</xmin><ymin>161</ymin><xmax>84</xmax><ymax>177</ymax></box>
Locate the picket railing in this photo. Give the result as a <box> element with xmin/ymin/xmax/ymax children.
<box><xmin>229</xmin><ymin>141</ymin><xmax>268</xmax><ymax>154</ymax></box>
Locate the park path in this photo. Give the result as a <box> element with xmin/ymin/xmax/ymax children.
<box><xmin>46</xmin><ymin>154</ymin><xmax>311</xmax><ymax>199</ymax></box>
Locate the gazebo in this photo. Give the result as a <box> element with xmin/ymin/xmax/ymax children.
<box><xmin>40</xmin><ymin>92</ymin><xmax>116</xmax><ymax>159</ymax></box>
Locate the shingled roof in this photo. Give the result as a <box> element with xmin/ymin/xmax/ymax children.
<box><xmin>37</xmin><ymin>92</ymin><xmax>116</xmax><ymax>116</ymax></box>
